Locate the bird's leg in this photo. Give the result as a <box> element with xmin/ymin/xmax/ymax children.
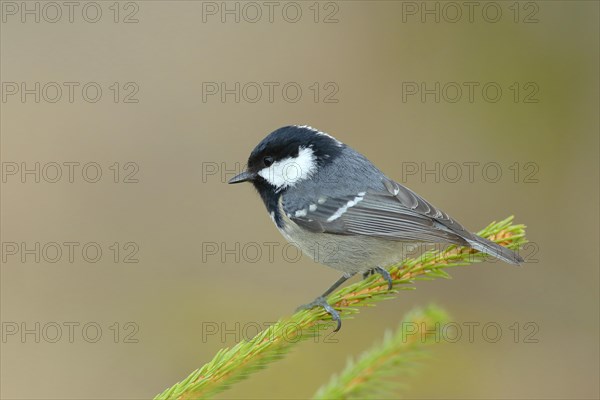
<box><xmin>296</xmin><ymin>273</ymin><xmax>355</xmax><ymax>332</ymax></box>
<box><xmin>362</xmin><ymin>266</ymin><xmax>393</xmax><ymax>291</ymax></box>
<box><xmin>362</xmin><ymin>269</ymin><xmax>374</xmax><ymax>279</ymax></box>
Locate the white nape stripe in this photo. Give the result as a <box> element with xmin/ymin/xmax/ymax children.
<box><xmin>326</xmin><ymin>194</ymin><xmax>365</xmax><ymax>222</ymax></box>
<box><xmin>258</xmin><ymin>146</ymin><xmax>317</xmax><ymax>191</ymax></box>
<box><xmin>295</xmin><ymin>125</ymin><xmax>343</xmax><ymax>147</ymax></box>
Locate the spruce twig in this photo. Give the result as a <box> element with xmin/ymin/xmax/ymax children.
<box><xmin>155</xmin><ymin>216</ymin><xmax>526</xmax><ymax>399</ymax></box>
<box><xmin>313</xmin><ymin>305</ymin><xmax>451</xmax><ymax>400</ymax></box>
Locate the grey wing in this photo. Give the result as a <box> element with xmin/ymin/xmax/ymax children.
<box><xmin>285</xmin><ymin>177</ymin><xmax>471</xmax><ymax>245</ymax></box>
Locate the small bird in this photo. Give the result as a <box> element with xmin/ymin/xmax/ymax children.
<box><xmin>229</xmin><ymin>125</ymin><xmax>523</xmax><ymax>331</ymax></box>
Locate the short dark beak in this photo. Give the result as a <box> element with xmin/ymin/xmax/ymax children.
<box><xmin>228</xmin><ymin>170</ymin><xmax>256</xmax><ymax>184</ymax></box>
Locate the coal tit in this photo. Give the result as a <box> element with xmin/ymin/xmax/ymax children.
<box><xmin>229</xmin><ymin>125</ymin><xmax>523</xmax><ymax>331</ymax></box>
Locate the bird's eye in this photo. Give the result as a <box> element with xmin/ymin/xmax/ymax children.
<box><xmin>263</xmin><ymin>156</ymin><xmax>274</xmax><ymax>167</ymax></box>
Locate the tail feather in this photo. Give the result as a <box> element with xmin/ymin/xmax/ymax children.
<box><xmin>466</xmin><ymin>234</ymin><xmax>523</xmax><ymax>265</ymax></box>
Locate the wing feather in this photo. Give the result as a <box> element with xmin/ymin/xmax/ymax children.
<box><xmin>286</xmin><ymin>177</ymin><xmax>470</xmax><ymax>245</ymax></box>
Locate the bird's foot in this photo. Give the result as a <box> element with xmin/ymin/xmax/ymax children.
<box><xmin>296</xmin><ymin>296</ymin><xmax>342</xmax><ymax>332</ymax></box>
<box><xmin>362</xmin><ymin>266</ymin><xmax>393</xmax><ymax>290</ymax></box>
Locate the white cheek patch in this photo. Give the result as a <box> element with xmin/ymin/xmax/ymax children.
<box><xmin>258</xmin><ymin>147</ymin><xmax>317</xmax><ymax>190</ymax></box>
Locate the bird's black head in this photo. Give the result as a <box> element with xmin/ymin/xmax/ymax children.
<box><xmin>228</xmin><ymin>125</ymin><xmax>345</xmax><ymax>193</ymax></box>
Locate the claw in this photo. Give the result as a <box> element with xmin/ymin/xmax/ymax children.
<box><xmin>296</xmin><ymin>296</ymin><xmax>342</xmax><ymax>332</ymax></box>
<box><xmin>363</xmin><ymin>267</ymin><xmax>393</xmax><ymax>290</ymax></box>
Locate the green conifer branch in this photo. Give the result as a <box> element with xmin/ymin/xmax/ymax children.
<box><xmin>313</xmin><ymin>305</ymin><xmax>451</xmax><ymax>400</ymax></box>
<box><xmin>155</xmin><ymin>216</ymin><xmax>526</xmax><ymax>400</ymax></box>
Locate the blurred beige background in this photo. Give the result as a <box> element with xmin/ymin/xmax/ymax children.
<box><xmin>1</xmin><ymin>1</ymin><xmax>598</xmax><ymax>399</ymax></box>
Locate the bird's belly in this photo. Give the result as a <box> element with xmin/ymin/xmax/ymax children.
<box><xmin>278</xmin><ymin>223</ymin><xmax>417</xmax><ymax>275</ymax></box>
